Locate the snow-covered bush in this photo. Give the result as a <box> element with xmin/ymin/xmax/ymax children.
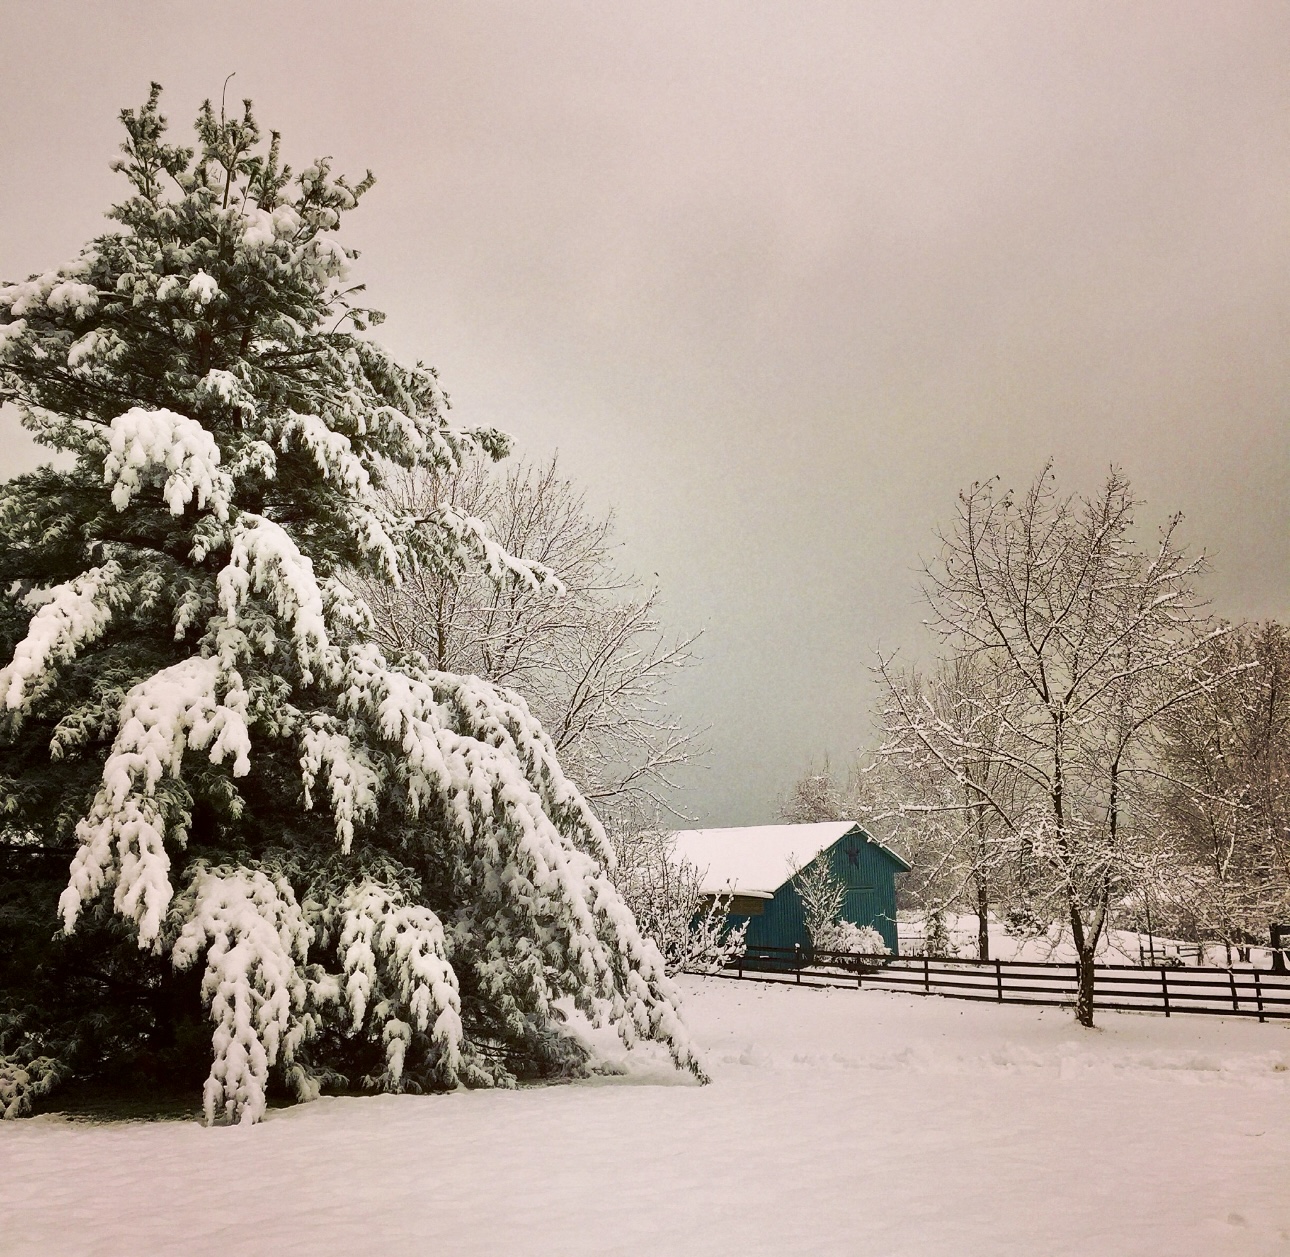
<box><xmin>787</xmin><ymin>857</ymin><xmax>893</xmax><ymax>957</ymax></box>
<box><xmin>816</xmin><ymin>921</ymin><xmax>890</xmax><ymax>956</ymax></box>
<box><xmin>682</xmin><ymin>894</ymin><xmax>751</xmax><ymax>975</ymax></box>
<box><xmin>0</xmin><ymin>87</ymin><xmax>704</xmax><ymax>1122</ymax></box>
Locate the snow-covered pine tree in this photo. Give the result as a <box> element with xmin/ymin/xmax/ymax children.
<box><xmin>0</xmin><ymin>86</ymin><xmax>703</xmax><ymax>1123</ymax></box>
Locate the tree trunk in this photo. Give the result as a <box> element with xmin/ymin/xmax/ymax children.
<box><xmin>1069</xmin><ymin>891</ymin><xmax>1097</xmax><ymax>1028</ymax></box>
<box><xmin>1075</xmin><ymin>945</ymin><xmax>1096</xmax><ymax>1027</ymax></box>
<box><xmin>971</xmin><ymin>795</ymin><xmax>991</xmax><ymax>961</ymax></box>
<box><xmin>974</xmin><ymin>872</ymin><xmax>990</xmax><ymax>961</ymax></box>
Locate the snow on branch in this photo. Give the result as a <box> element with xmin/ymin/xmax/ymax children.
<box><xmin>66</xmin><ymin>327</ymin><xmax>126</xmax><ymax>375</ymax></box>
<box><xmin>0</xmin><ymin>562</ymin><xmax>126</xmax><ymax>714</ymax></box>
<box><xmin>320</xmin><ymin>576</ymin><xmax>375</xmax><ymax>637</ymax></box>
<box><xmin>196</xmin><ymin>369</ymin><xmax>258</xmax><ymax>420</ymax></box>
<box><xmin>239</xmin><ymin>203</ymin><xmax>304</xmax><ymax>249</ymax></box>
<box><xmin>300</xmin><ymin>719</ymin><xmax>383</xmax><ymax>852</ymax></box>
<box><xmin>418</xmin><ymin>504</ymin><xmax>564</xmax><ymax>597</ymax></box>
<box><xmin>344</xmin><ymin>651</ymin><xmax>604</xmax><ymax>857</ymax></box>
<box><xmin>329</xmin><ymin>881</ymin><xmax>463</xmax><ymax>1088</ymax></box>
<box><xmin>292</xmin><ymin>234</ymin><xmax>350</xmax><ymax>286</ymax></box>
<box><xmin>0</xmin><ymin>318</ymin><xmax>29</xmax><ymax>359</ymax></box>
<box><xmin>344</xmin><ymin>503</ymin><xmax>402</xmax><ymax>583</ymax></box>
<box><xmin>218</xmin><ymin>514</ymin><xmax>335</xmax><ymax>685</ymax></box>
<box><xmin>0</xmin><ymin>1056</ymin><xmax>63</xmax><ymax>1121</ymax></box>
<box><xmin>186</xmin><ymin>271</ymin><xmax>219</xmax><ymax>306</ymax></box>
<box><xmin>103</xmin><ymin>407</ymin><xmax>233</xmax><ymax>520</ymax></box>
<box><xmin>279</xmin><ymin>411</ymin><xmax>372</xmax><ymax>495</ymax></box>
<box><xmin>59</xmin><ymin>656</ymin><xmax>252</xmax><ymax>946</ymax></box>
<box><xmin>0</xmin><ymin>257</ymin><xmax>99</xmax><ymax>321</ymax></box>
<box><xmin>339</xmin><ymin>647</ymin><xmax>704</xmax><ymax>1078</ymax></box>
<box><xmin>171</xmin><ymin>865</ymin><xmax>314</xmax><ymax>1125</ymax></box>
<box><xmin>361</xmin><ymin>398</ymin><xmax>509</xmax><ymax>474</ymax></box>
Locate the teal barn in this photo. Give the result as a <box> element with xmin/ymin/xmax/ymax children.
<box><xmin>672</xmin><ymin>821</ymin><xmax>909</xmax><ymax>954</ymax></box>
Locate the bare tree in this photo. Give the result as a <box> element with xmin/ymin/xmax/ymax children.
<box><xmin>607</xmin><ymin>820</ymin><xmax>748</xmax><ymax>975</ymax></box>
<box><xmin>876</xmin><ymin>652</ymin><xmax>1027</xmax><ymax>960</ymax></box>
<box><xmin>778</xmin><ymin>756</ymin><xmax>850</xmax><ymax>825</ymax></box>
<box><xmin>1154</xmin><ymin>622</ymin><xmax>1290</xmax><ymax>946</ymax></box>
<box><xmin>778</xmin><ymin>665</ymin><xmax>1020</xmax><ymax>961</ymax></box>
<box><xmin>355</xmin><ymin>456</ymin><xmax>701</xmax><ymax>817</ymax></box>
<box><xmin>921</xmin><ymin>465</ymin><xmax>1228</xmax><ymax>1025</ymax></box>
<box><xmin>791</xmin><ymin>857</ymin><xmax>849</xmax><ymax>949</ymax></box>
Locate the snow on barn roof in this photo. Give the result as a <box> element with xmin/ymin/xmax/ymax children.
<box><xmin>671</xmin><ymin>821</ymin><xmax>906</xmax><ymax>897</ymax></box>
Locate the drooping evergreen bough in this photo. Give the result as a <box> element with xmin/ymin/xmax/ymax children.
<box><xmin>0</xmin><ymin>87</ymin><xmax>703</xmax><ymax>1123</ymax></box>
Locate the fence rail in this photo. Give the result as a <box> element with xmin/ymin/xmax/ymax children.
<box><xmin>715</xmin><ymin>946</ymin><xmax>1290</xmax><ymax>1022</ymax></box>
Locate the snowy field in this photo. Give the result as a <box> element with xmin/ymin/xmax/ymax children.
<box><xmin>4</xmin><ymin>977</ymin><xmax>1289</xmax><ymax>1257</ymax></box>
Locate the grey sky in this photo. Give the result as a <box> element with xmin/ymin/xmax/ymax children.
<box><xmin>3</xmin><ymin>2</ymin><xmax>1288</xmax><ymax>824</ymax></box>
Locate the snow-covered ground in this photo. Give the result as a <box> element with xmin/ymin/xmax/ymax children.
<box><xmin>4</xmin><ymin>977</ymin><xmax>1289</xmax><ymax>1256</ymax></box>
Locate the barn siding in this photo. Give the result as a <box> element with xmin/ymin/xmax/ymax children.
<box><xmin>733</xmin><ymin>825</ymin><xmax>903</xmax><ymax>954</ymax></box>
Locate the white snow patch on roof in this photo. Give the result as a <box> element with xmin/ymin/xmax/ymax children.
<box><xmin>672</xmin><ymin>821</ymin><xmax>865</xmax><ymax>896</ymax></box>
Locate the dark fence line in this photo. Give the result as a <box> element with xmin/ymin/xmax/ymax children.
<box><xmin>709</xmin><ymin>946</ymin><xmax>1290</xmax><ymax>1023</ymax></box>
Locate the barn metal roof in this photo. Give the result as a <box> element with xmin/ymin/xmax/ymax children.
<box><xmin>671</xmin><ymin>821</ymin><xmax>909</xmax><ymax>897</ymax></box>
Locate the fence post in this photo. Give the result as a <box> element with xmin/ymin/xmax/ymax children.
<box><xmin>1228</xmin><ymin>968</ymin><xmax>1239</xmax><ymax>1014</ymax></box>
<box><xmin>794</xmin><ymin>942</ymin><xmax>801</xmax><ymax>985</ymax></box>
<box><xmin>1160</xmin><ymin>966</ymin><xmax>1170</xmax><ymax>1017</ymax></box>
<box><xmin>995</xmin><ymin>958</ymin><xmax>1003</xmax><ymax>1003</ymax></box>
<box><xmin>1254</xmin><ymin>969</ymin><xmax>1265</xmax><ymax>1023</ymax></box>
<box><xmin>923</xmin><ymin>955</ymin><xmax>930</xmax><ymax>993</ymax></box>
<box><xmin>738</xmin><ymin>952</ymin><xmax>744</xmax><ymax>981</ymax></box>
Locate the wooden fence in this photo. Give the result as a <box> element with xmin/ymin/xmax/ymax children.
<box><xmin>715</xmin><ymin>946</ymin><xmax>1290</xmax><ymax>1023</ymax></box>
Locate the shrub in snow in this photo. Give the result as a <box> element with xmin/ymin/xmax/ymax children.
<box><xmin>681</xmin><ymin>893</ymin><xmax>751</xmax><ymax>975</ymax></box>
<box><xmin>816</xmin><ymin>921</ymin><xmax>890</xmax><ymax>956</ymax></box>
<box><xmin>0</xmin><ymin>87</ymin><xmax>704</xmax><ymax>1123</ymax></box>
<box><xmin>787</xmin><ymin>857</ymin><xmax>892</xmax><ymax>958</ymax></box>
<box><xmin>1002</xmin><ymin>905</ymin><xmax>1044</xmax><ymax>941</ymax></box>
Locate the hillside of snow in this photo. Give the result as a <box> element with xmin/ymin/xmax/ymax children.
<box><xmin>3</xmin><ymin>976</ymin><xmax>1288</xmax><ymax>1256</ymax></box>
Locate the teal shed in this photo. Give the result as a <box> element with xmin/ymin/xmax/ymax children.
<box><xmin>672</xmin><ymin>821</ymin><xmax>910</xmax><ymax>954</ymax></box>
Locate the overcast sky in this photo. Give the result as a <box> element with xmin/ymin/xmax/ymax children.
<box><xmin>2</xmin><ymin>2</ymin><xmax>1288</xmax><ymax>824</ymax></box>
